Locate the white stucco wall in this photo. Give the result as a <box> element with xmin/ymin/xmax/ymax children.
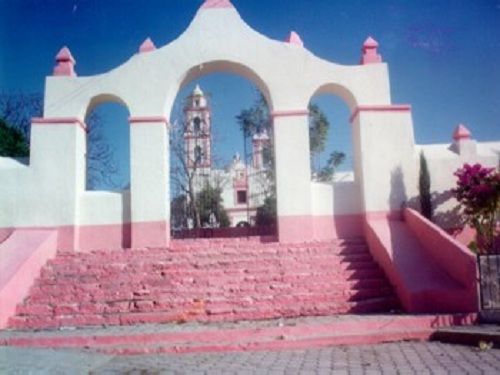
<box><xmin>311</xmin><ymin>174</ymin><xmax>362</xmax><ymax>217</ymax></box>
<box><xmin>416</xmin><ymin>139</ymin><xmax>500</xmax><ymax>228</ymax></box>
<box><xmin>0</xmin><ymin>2</ymin><xmax>498</xmax><ymax>248</ymax></box>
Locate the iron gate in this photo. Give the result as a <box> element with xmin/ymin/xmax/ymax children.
<box><xmin>478</xmin><ymin>254</ymin><xmax>500</xmax><ymax>310</ymax></box>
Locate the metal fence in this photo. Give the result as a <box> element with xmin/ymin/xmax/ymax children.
<box><xmin>478</xmin><ymin>255</ymin><xmax>500</xmax><ymax>310</ymax></box>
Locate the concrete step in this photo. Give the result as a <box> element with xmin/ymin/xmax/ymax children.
<box><xmin>0</xmin><ymin>314</ymin><xmax>478</xmax><ymax>354</ymax></box>
<box><xmin>8</xmin><ymin>238</ymin><xmax>401</xmax><ymax>330</ymax></box>
<box><xmin>8</xmin><ymin>295</ymin><xmax>400</xmax><ymax>330</ymax></box>
<box><xmin>431</xmin><ymin>324</ymin><xmax>500</xmax><ymax>349</ymax></box>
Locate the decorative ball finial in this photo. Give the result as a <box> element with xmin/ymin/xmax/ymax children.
<box><xmin>139</xmin><ymin>37</ymin><xmax>156</xmax><ymax>53</ymax></box>
<box><xmin>361</xmin><ymin>36</ymin><xmax>382</xmax><ymax>65</ymax></box>
<box><xmin>53</xmin><ymin>46</ymin><xmax>77</xmax><ymax>76</ymax></box>
<box><xmin>285</xmin><ymin>31</ymin><xmax>304</xmax><ymax>47</ymax></box>
<box><xmin>453</xmin><ymin>124</ymin><xmax>472</xmax><ymax>141</ymax></box>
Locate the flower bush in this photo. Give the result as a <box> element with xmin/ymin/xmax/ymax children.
<box><xmin>453</xmin><ymin>163</ymin><xmax>500</xmax><ymax>254</ymax></box>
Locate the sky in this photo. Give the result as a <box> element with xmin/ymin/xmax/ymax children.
<box><xmin>1</xmin><ymin>0</ymin><xmax>499</xmax><ymax>189</ymax></box>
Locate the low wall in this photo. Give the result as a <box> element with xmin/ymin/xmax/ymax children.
<box><xmin>173</xmin><ymin>225</ymin><xmax>276</xmax><ymax>239</ymax></box>
<box><xmin>404</xmin><ymin>208</ymin><xmax>478</xmax><ymax>300</ymax></box>
<box><xmin>365</xmin><ymin>210</ymin><xmax>478</xmax><ymax>313</ymax></box>
<box><xmin>0</xmin><ymin>230</ymin><xmax>58</xmax><ymax>328</ymax></box>
<box><xmin>310</xmin><ymin>179</ymin><xmax>363</xmax><ymax>240</ymax></box>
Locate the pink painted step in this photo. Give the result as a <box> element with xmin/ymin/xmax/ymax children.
<box><xmin>0</xmin><ymin>230</ymin><xmax>57</xmax><ymax>328</ymax></box>
<box><xmin>0</xmin><ymin>314</ymin><xmax>477</xmax><ymax>354</ymax></box>
<box><xmin>7</xmin><ymin>238</ymin><xmax>400</xmax><ymax>330</ymax></box>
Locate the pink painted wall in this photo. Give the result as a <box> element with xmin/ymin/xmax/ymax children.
<box><xmin>279</xmin><ymin>214</ymin><xmax>364</xmax><ymax>243</ymax></box>
<box><xmin>0</xmin><ymin>228</ymin><xmax>13</xmax><ymax>244</ymax></box>
<box><xmin>0</xmin><ymin>230</ymin><xmax>57</xmax><ymax>328</ymax></box>
<box><xmin>404</xmin><ymin>208</ymin><xmax>477</xmax><ymax>300</ymax></box>
<box><xmin>447</xmin><ymin>226</ymin><xmax>476</xmax><ymax>247</ymax></box>
<box><xmin>364</xmin><ymin>211</ymin><xmax>478</xmax><ymax>314</ymax></box>
<box><xmin>277</xmin><ymin>216</ymin><xmax>313</xmax><ymax>243</ymax></box>
<box><xmin>312</xmin><ymin>214</ymin><xmax>364</xmax><ymax>240</ymax></box>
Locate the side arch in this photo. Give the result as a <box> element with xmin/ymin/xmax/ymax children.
<box><xmin>84</xmin><ymin>93</ymin><xmax>130</xmax><ymax>121</ymax></box>
<box><xmin>310</xmin><ymin>83</ymin><xmax>359</xmax><ymax>113</ymax></box>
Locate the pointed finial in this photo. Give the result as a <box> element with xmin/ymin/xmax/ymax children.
<box><xmin>285</xmin><ymin>31</ymin><xmax>304</xmax><ymax>47</ymax></box>
<box><xmin>201</xmin><ymin>0</ymin><xmax>234</xmax><ymax>9</ymax></box>
<box><xmin>193</xmin><ymin>84</ymin><xmax>204</xmax><ymax>96</ymax></box>
<box><xmin>364</xmin><ymin>36</ymin><xmax>379</xmax><ymax>48</ymax></box>
<box><xmin>361</xmin><ymin>36</ymin><xmax>382</xmax><ymax>65</ymax></box>
<box><xmin>453</xmin><ymin>124</ymin><xmax>472</xmax><ymax>141</ymax></box>
<box><xmin>139</xmin><ymin>37</ymin><xmax>156</xmax><ymax>53</ymax></box>
<box><xmin>53</xmin><ymin>46</ymin><xmax>76</xmax><ymax>76</ymax></box>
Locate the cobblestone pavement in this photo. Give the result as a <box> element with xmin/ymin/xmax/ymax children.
<box><xmin>1</xmin><ymin>342</ymin><xmax>499</xmax><ymax>374</ymax></box>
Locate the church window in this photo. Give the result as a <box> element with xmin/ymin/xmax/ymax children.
<box><xmin>194</xmin><ymin>145</ymin><xmax>203</xmax><ymax>163</ymax></box>
<box><xmin>193</xmin><ymin>117</ymin><xmax>201</xmax><ymax>133</ymax></box>
<box><xmin>237</xmin><ymin>190</ymin><xmax>247</xmax><ymax>204</ymax></box>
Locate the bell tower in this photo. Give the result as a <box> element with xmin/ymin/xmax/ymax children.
<box><xmin>184</xmin><ymin>85</ymin><xmax>212</xmax><ymax>172</ymax></box>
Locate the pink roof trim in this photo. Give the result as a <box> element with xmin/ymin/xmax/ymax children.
<box><xmin>200</xmin><ymin>0</ymin><xmax>234</xmax><ymax>9</ymax></box>
<box><xmin>55</xmin><ymin>46</ymin><xmax>75</xmax><ymax>63</ymax></box>
<box><xmin>139</xmin><ymin>38</ymin><xmax>156</xmax><ymax>53</ymax></box>
<box><xmin>286</xmin><ymin>31</ymin><xmax>304</xmax><ymax>47</ymax></box>
<box><xmin>453</xmin><ymin>124</ymin><xmax>472</xmax><ymax>141</ymax></box>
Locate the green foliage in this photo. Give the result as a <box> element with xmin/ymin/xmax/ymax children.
<box><xmin>196</xmin><ymin>183</ymin><xmax>230</xmax><ymax>228</ymax></box>
<box><xmin>0</xmin><ymin>92</ymin><xmax>120</xmax><ymax>189</ymax></box>
<box><xmin>316</xmin><ymin>151</ymin><xmax>346</xmax><ymax>182</ymax></box>
<box><xmin>236</xmin><ymin>94</ymin><xmax>271</xmax><ymax>137</ymax></box>
<box><xmin>453</xmin><ymin>163</ymin><xmax>500</xmax><ymax>253</ymax></box>
<box><xmin>419</xmin><ymin>151</ymin><xmax>433</xmax><ymax>220</ymax></box>
<box><xmin>255</xmin><ymin>196</ymin><xmax>277</xmax><ymax>227</ymax></box>
<box><xmin>236</xmin><ymin>93</ymin><xmax>346</xmax><ymax>226</ymax></box>
<box><xmin>171</xmin><ymin>194</ymin><xmax>188</xmax><ymax>229</ymax></box>
<box><xmin>308</xmin><ymin>103</ymin><xmax>329</xmax><ymax>156</ymax></box>
<box><xmin>0</xmin><ymin>118</ymin><xmax>29</xmax><ymax>157</ymax></box>
<box><xmin>236</xmin><ymin>93</ymin><xmax>345</xmax><ymax>180</ymax></box>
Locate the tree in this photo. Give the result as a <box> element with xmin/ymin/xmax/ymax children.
<box><xmin>0</xmin><ymin>92</ymin><xmax>42</xmax><ymax>143</ymax></box>
<box><xmin>419</xmin><ymin>151</ymin><xmax>433</xmax><ymax>220</ymax></box>
<box><xmin>236</xmin><ymin>93</ymin><xmax>346</xmax><ymax>225</ymax></box>
<box><xmin>196</xmin><ymin>183</ymin><xmax>230</xmax><ymax>228</ymax></box>
<box><xmin>169</xmin><ymin>92</ymin><xmax>230</xmax><ymax>229</ymax></box>
<box><xmin>236</xmin><ymin>94</ymin><xmax>271</xmax><ymax>138</ymax></box>
<box><xmin>255</xmin><ymin>196</ymin><xmax>277</xmax><ymax>227</ymax></box>
<box><xmin>453</xmin><ymin>163</ymin><xmax>500</xmax><ymax>254</ymax></box>
<box><xmin>171</xmin><ymin>194</ymin><xmax>188</xmax><ymax>230</ymax></box>
<box><xmin>315</xmin><ymin>151</ymin><xmax>346</xmax><ymax>182</ymax></box>
<box><xmin>0</xmin><ymin>92</ymin><xmax>122</xmax><ymax>190</ymax></box>
<box><xmin>0</xmin><ymin>119</ymin><xmax>29</xmax><ymax>157</ymax></box>
<box><xmin>308</xmin><ymin>103</ymin><xmax>329</xmax><ymax>167</ymax></box>
<box><xmin>170</xmin><ymin>117</ymin><xmax>204</xmax><ymax>228</ymax></box>
<box><xmin>236</xmin><ymin>93</ymin><xmax>345</xmax><ymax>182</ymax></box>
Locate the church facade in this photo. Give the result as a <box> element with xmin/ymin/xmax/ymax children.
<box><xmin>182</xmin><ymin>85</ymin><xmax>271</xmax><ymax>227</ymax></box>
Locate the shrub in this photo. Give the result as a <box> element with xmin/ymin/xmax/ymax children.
<box><xmin>453</xmin><ymin>163</ymin><xmax>500</xmax><ymax>253</ymax></box>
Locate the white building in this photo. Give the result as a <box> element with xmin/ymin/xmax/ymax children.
<box><xmin>182</xmin><ymin>85</ymin><xmax>271</xmax><ymax>227</ymax></box>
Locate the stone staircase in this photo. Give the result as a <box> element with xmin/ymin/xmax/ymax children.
<box><xmin>7</xmin><ymin>237</ymin><xmax>400</xmax><ymax>330</ymax></box>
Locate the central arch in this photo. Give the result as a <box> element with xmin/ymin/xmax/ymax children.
<box><xmin>172</xmin><ymin>60</ymin><xmax>274</xmax><ymax>115</ymax></box>
<box><xmin>167</xmin><ymin>60</ymin><xmax>276</xmax><ymax>239</ymax></box>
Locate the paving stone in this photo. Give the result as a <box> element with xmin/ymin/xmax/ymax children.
<box><xmin>1</xmin><ymin>341</ymin><xmax>500</xmax><ymax>373</ymax></box>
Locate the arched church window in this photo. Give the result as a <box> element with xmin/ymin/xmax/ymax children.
<box><xmin>195</xmin><ymin>98</ymin><xmax>200</xmax><ymax>107</ymax></box>
<box><xmin>194</xmin><ymin>145</ymin><xmax>203</xmax><ymax>163</ymax></box>
<box><xmin>193</xmin><ymin>117</ymin><xmax>201</xmax><ymax>133</ymax></box>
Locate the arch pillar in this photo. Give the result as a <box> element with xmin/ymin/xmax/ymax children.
<box><xmin>350</xmin><ymin>105</ymin><xmax>417</xmax><ymax>217</ymax></box>
<box><xmin>30</xmin><ymin>117</ymin><xmax>87</xmax><ymax>250</ymax></box>
<box><xmin>272</xmin><ymin>110</ymin><xmax>313</xmax><ymax>242</ymax></box>
<box><xmin>129</xmin><ymin>116</ymin><xmax>170</xmax><ymax>248</ymax></box>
